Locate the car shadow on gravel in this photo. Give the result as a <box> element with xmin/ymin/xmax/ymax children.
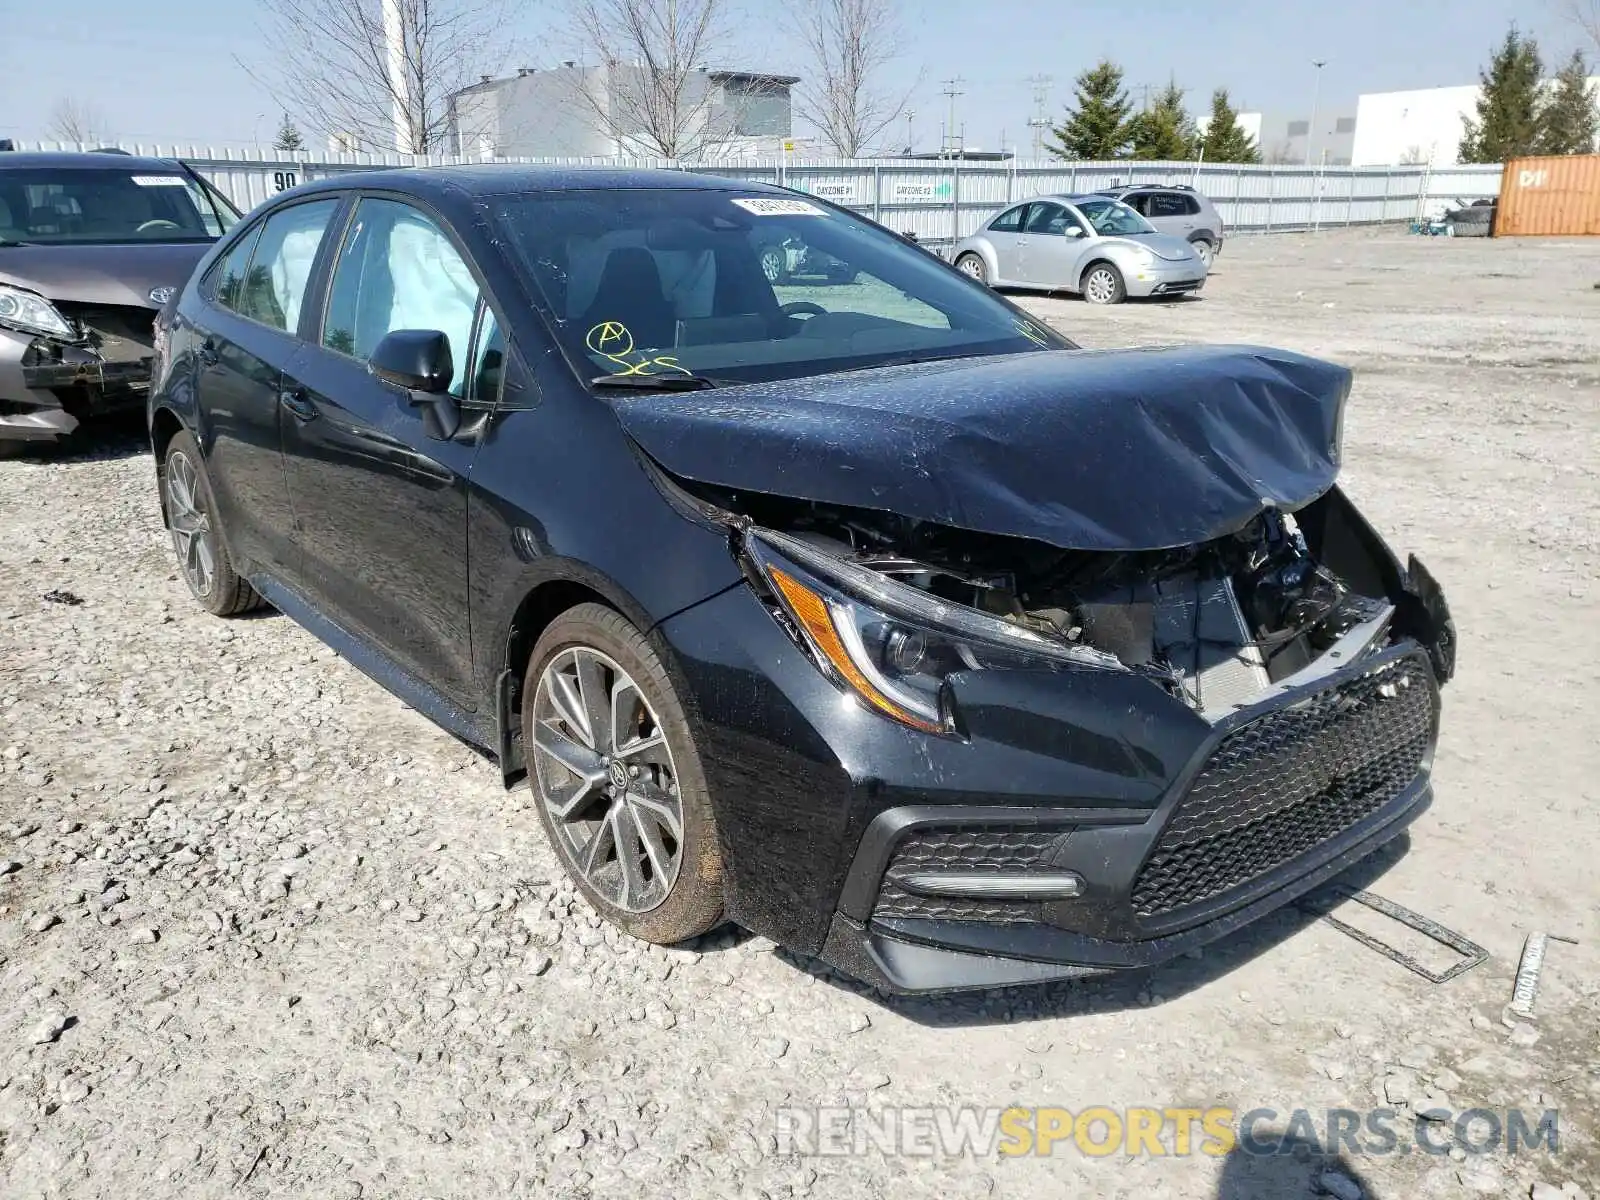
<box><xmin>0</xmin><ymin>412</ymin><xmax>149</xmax><ymax>464</ymax></box>
<box><xmin>773</xmin><ymin>835</ymin><xmax>1412</xmax><ymax>1027</ymax></box>
<box><xmin>1212</xmin><ymin>1134</ymin><xmax>1381</xmax><ymax>1200</ymax></box>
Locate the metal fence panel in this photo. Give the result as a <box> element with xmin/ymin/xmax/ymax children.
<box><xmin>13</xmin><ymin>140</ymin><xmax>1506</xmax><ymax>248</ymax></box>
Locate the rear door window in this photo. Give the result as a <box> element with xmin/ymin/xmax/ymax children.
<box><xmin>236</xmin><ymin>199</ymin><xmax>341</xmax><ymax>333</ymax></box>
<box><xmin>1148</xmin><ymin>193</ymin><xmax>1190</xmax><ymax>218</ymax></box>
<box><xmin>207</xmin><ymin>224</ymin><xmax>265</xmax><ymax>313</ymax></box>
<box><xmin>988</xmin><ymin>205</ymin><xmax>1028</xmax><ymax>232</ymax></box>
<box><xmin>321</xmin><ymin>197</ymin><xmax>481</xmax><ymax>396</ymax></box>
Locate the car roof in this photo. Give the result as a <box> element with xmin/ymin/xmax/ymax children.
<box><xmin>278</xmin><ymin>164</ymin><xmax>796</xmax><ymax>204</ymax></box>
<box><xmin>0</xmin><ymin>150</ymin><xmax>187</xmax><ymax>172</ymax></box>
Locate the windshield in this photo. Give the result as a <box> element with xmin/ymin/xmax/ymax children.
<box><xmin>1076</xmin><ymin>198</ymin><xmax>1155</xmax><ymax>236</ymax></box>
<box><xmin>0</xmin><ymin>167</ymin><xmax>238</xmax><ymax>245</ymax></box>
<box><xmin>491</xmin><ymin>189</ymin><xmax>1068</xmax><ymax>387</ymax></box>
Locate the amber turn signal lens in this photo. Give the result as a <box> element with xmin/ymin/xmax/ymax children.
<box><xmin>766</xmin><ymin>566</ymin><xmax>944</xmax><ymax>734</ymax></box>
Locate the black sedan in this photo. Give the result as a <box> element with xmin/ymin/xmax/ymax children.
<box><xmin>147</xmin><ymin>167</ymin><xmax>1456</xmax><ymax>994</ymax></box>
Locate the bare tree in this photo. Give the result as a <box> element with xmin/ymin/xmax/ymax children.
<box><xmin>245</xmin><ymin>0</ymin><xmax>513</xmax><ymax>154</ymax></box>
<box><xmin>1559</xmin><ymin>0</ymin><xmax>1600</xmax><ymax>54</ymax></box>
<box><xmin>48</xmin><ymin>98</ymin><xmax>114</xmax><ymax>145</ymax></box>
<box><xmin>562</xmin><ymin>0</ymin><xmax>753</xmax><ymax>159</ymax></box>
<box><xmin>1261</xmin><ymin>139</ymin><xmax>1298</xmax><ymax>165</ymax></box>
<box><xmin>789</xmin><ymin>0</ymin><xmax>911</xmax><ymax>157</ymax></box>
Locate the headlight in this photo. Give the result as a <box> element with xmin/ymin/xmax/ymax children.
<box><xmin>0</xmin><ymin>284</ymin><xmax>73</xmax><ymax>339</ymax></box>
<box><xmin>745</xmin><ymin>528</ymin><xmax>1122</xmax><ymax>734</ymax></box>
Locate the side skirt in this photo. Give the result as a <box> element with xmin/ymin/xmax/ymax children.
<box><xmin>248</xmin><ymin>572</ymin><xmax>498</xmax><ymax>758</ymax></box>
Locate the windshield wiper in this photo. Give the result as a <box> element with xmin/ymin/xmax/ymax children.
<box><xmin>590</xmin><ymin>372</ymin><xmax>725</xmax><ymax>391</ymax></box>
<box><xmin>0</xmin><ymin>239</ymin><xmax>38</xmax><ymax>247</ymax></box>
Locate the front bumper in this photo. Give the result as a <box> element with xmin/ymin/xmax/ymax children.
<box><xmin>0</xmin><ymin>323</ymin><xmax>153</xmax><ymax>443</ymax></box>
<box><xmin>1125</xmin><ymin>261</ymin><xmax>1208</xmax><ymax>297</ymax></box>
<box><xmin>663</xmin><ymin>582</ymin><xmax>1442</xmax><ymax>994</ymax></box>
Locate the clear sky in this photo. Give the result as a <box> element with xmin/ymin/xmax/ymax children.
<box><xmin>0</xmin><ymin>0</ymin><xmax>1585</xmax><ymax>153</ymax></box>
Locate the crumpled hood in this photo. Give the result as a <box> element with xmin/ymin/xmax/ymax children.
<box><xmin>0</xmin><ymin>242</ymin><xmax>212</xmax><ymax>309</ymax></box>
<box><xmin>615</xmin><ymin>345</ymin><xmax>1351</xmax><ymax>552</ymax></box>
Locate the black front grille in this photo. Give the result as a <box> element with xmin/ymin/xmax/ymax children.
<box><xmin>1131</xmin><ymin>653</ymin><xmax>1436</xmax><ymax>921</ymax></box>
<box><xmin>873</xmin><ymin>825</ymin><xmax>1066</xmax><ymax>924</ymax></box>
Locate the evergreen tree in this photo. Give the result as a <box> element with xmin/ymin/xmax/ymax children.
<box><xmin>1200</xmin><ymin>89</ymin><xmax>1260</xmax><ymax>163</ymax></box>
<box><xmin>1129</xmin><ymin>80</ymin><xmax>1197</xmax><ymax>160</ymax></box>
<box><xmin>1536</xmin><ymin>50</ymin><xmax>1599</xmax><ymax>155</ymax></box>
<box><xmin>1459</xmin><ymin>26</ymin><xmax>1544</xmax><ymax>162</ymax></box>
<box><xmin>272</xmin><ymin>113</ymin><xmax>305</xmax><ymax>153</ymax></box>
<box><xmin>1047</xmin><ymin>60</ymin><xmax>1133</xmax><ymax>160</ymax></box>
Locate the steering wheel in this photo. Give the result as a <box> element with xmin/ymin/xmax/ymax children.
<box><xmin>780</xmin><ymin>301</ymin><xmax>827</xmax><ymax>319</ymax></box>
<box><xmin>137</xmin><ymin>219</ymin><xmax>182</xmax><ymax>233</ymax></box>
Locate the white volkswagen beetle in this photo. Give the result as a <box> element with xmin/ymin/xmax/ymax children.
<box><xmin>953</xmin><ymin>194</ymin><xmax>1209</xmax><ymax>304</ymax></box>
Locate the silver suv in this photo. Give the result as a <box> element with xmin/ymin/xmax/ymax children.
<box><xmin>1097</xmin><ymin>185</ymin><xmax>1224</xmax><ymax>268</ymax></box>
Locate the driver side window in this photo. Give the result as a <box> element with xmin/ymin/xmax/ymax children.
<box><xmin>1024</xmin><ymin>203</ymin><xmax>1082</xmax><ymax>237</ymax></box>
<box><xmin>322</xmin><ymin>198</ymin><xmax>480</xmax><ymax>396</ymax></box>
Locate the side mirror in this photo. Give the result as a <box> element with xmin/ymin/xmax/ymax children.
<box><xmin>1063</xmin><ymin>226</ymin><xmax>1085</xmax><ymax>239</ymax></box>
<box><xmin>369</xmin><ymin>329</ymin><xmax>453</xmax><ymax>394</ymax></box>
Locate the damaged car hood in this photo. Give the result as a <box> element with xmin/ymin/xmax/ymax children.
<box><xmin>616</xmin><ymin>345</ymin><xmax>1351</xmax><ymax>551</ymax></box>
<box><xmin>0</xmin><ymin>242</ymin><xmax>211</xmax><ymax>309</ymax></box>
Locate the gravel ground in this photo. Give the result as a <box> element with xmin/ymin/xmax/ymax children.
<box><xmin>1</xmin><ymin>226</ymin><xmax>1597</xmax><ymax>1200</ymax></box>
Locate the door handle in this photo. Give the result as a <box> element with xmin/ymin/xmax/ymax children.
<box><xmin>279</xmin><ymin>387</ymin><xmax>317</xmax><ymax>422</ymax></box>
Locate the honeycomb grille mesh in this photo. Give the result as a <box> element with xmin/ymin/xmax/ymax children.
<box><xmin>873</xmin><ymin>825</ymin><xmax>1065</xmax><ymax>923</ymax></box>
<box><xmin>1132</xmin><ymin>653</ymin><xmax>1436</xmax><ymax>921</ymax></box>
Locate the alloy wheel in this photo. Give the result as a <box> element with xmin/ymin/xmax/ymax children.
<box><xmin>1194</xmin><ymin>241</ymin><xmax>1214</xmax><ymax>268</ymax></box>
<box><xmin>1084</xmin><ymin>268</ymin><xmax>1118</xmax><ymax>304</ymax></box>
<box><xmin>530</xmin><ymin>646</ymin><xmax>684</xmax><ymax>913</ymax></box>
<box><xmin>758</xmin><ymin>246</ymin><xmax>786</xmax><ymax>283</ymax></box>
<box><xmin>166</xmin><ymin>451</ymin><xmax>217</xmax><ymax>599</ymax></box>
<box><xmin>958</xmin><ymin>255</ymin><xmax>986</xmax><ymax>282</ymax></box>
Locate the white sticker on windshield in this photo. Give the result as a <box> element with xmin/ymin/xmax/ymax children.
<box><xmin>731</xmin><ymin>197</ymin><xmax>825</xmax><ymax>217</ymax></box>
<box><xmin>132</xmin><ymin>175</ymin><xmax>187</xmax><ymax>187</ymax></box>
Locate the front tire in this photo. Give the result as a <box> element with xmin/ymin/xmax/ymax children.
<box><xmin>955</xmin><ymin>253</ymin><xmax>990</xmax><ymax>285</ymax></box>
<box><xmin>1081</xmin><ymin>262</ymin><xmax>1127</xmax><ymax>305</ymax></box>
<box><xmin>757</xmin><ymin>243</ymin><xmax>789</xmax><ymax>284</ymax></box>
<box><xmin>162</xmin><ymin>431</ymin><xmax>261</xmax><ymax>616</ymax></box>
<box><xmin>523</xmin><ymin>603</ymin><xmax>724</xmax><ymax>944</ymax></box>
<box><xmin>1191</xmin><ymin>238</ymin><xmax>1215</xmax><ymax>268</ymax></box>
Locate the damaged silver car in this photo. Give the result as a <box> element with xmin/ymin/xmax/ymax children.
<box><xmin>0</xmin><ymin>151</ymin><xmax>239</xmax><ymax>445</ymax></box>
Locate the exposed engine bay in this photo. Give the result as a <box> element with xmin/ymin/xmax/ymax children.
<box><xmin>693</xmin><ymin>481</ymin><xmax>1404</xmax><ymax>719</ymax></box>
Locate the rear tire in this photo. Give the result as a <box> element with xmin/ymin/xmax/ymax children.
<box><xmin>523</xmin><ymin>603</ymin><xmax>725</xmax><ymax>945</ymax></box>
<box><xmin>162</xmin><ymin>431</ymin><xmax>261</xmax><ymax>617</ymax></box>
<box><xmin>1081</xmin><ymin>262</ymin><xmax>1127</xmax><ymax>305</ymax></box>
<box><xmin>956</xmin><ymin>253</ymin><xmax>990</xmax><ymax>285</ymax></box>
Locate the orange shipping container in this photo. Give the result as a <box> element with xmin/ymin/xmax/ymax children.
<box><xmin>1494</xmin><ymin>154</ymin><xmax>1600</xmax><ymax>236</ymax></box>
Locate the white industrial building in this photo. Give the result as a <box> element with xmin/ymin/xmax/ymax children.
<box><xmin>1353</xmin><ymin>77</ymin><xmax>1600</xmax><ymax>166</ymax></box>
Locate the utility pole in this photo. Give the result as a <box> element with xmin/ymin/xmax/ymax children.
<box><xmin>940</xmin><ymin>78</ymin><xmax>965</xmax><ymax>158</ymax></box>
<box><xmin>382</xmin><ymin>0</ymin><xmax>411</xmax><ymax>152</ymax></box>
<box><xmin>1307</xmin><ymin>59</ymin><xmax>1327</xmax><ymax>167</ymax></box>
<box><xmin>904</xmin><ymin>110</ymin><xmax>915</xmax><ymax>156</ymax></box>
<box><xmin>1025</xmin><ymin>74</ymin><xmax>1052</xmax><ymax>159</ymax></box>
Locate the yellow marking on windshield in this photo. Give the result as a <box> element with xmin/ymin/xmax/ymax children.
<box><xmin>585</xmin><ymin>321</ymin><xmax>694</xmax><ymax>378</ymax></box>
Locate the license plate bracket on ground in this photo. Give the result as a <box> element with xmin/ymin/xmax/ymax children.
<box><xmin>1298</xmin><ymin>886</ymin><xmax>1488</xmax><ymax>984</ymax></box>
